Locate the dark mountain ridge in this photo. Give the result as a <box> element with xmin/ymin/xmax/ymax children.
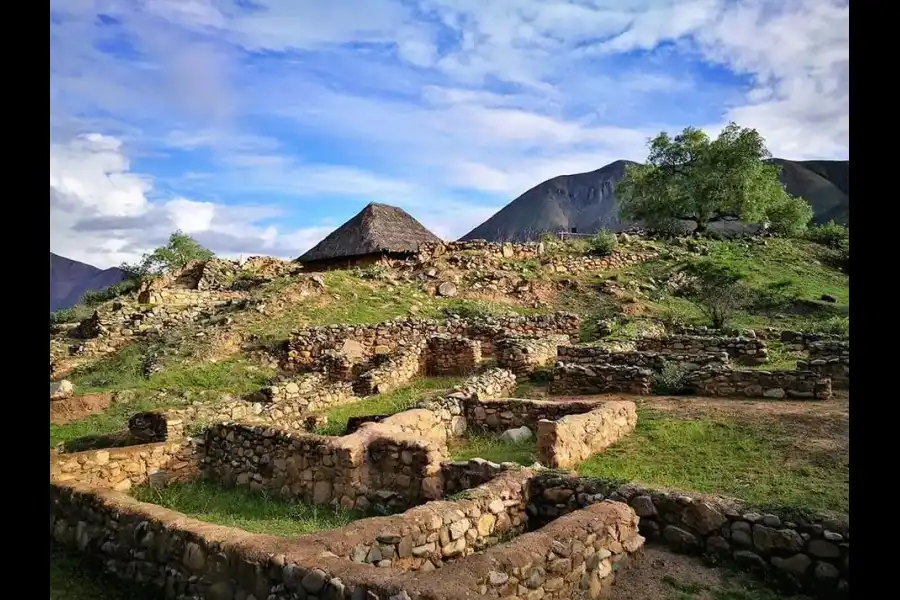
<box><xmin>461</xmin><ymin>158</ymin><xmax>848</xmax><ymax>242</ymax></box>
<box><xmin>50</xmin><ymin>253</ymin><xmax>126</xmax><ymax>312</ymax></box>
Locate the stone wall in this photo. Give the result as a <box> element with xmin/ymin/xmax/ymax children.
<box><xmin>496</xmin><ymin>334</ymin><xmax>569</xmax><ymax>378</ymax></box>
<box><xmin>283</xmin><ymin>312</ymin><xmax>580</xmax><ymax>371</ymax></box>
<box><xmin>549</xmin><ymin>363</ymin><xmax>653</xmax><ymax>395</ymax></box>
<box><xmin>165</xmin><ymin>379</ymin><xmax>356</xmax><ymax>433</ymax></box>
<box><xmin>51</xmin><ymin>467</ymin><xmax>644</xmax><ymax>599</ymax></box>
<box><xmin>527</xmin><ymin>473</ymin><xmax>848</xmax><ymax>598</ymax></box>
<box><xmin>342</xmin><ymin>469</ymin><xmax>532</xmax><ymax>570</ymax></box>
<box><xmin>536</xmin><ymin>401</ymin><xmax>638</xmax><ymax>468</ymax></box>
<box><xmin>463</xmin><ymin>397</ymin><xmax>602</xmax><ymax>433</ymax></box>
<box><xmin>419</xmin><ymin>240</ymin><xmax>545</xmax><ymax>260</ymax></box>
<box><xmin>441</xmin><ymin>458</ymin><xmax>523</xmax><ymax>496</ymax></box>
<box><xmin>683</xmin><ymin>366</ymin><xmax>833</xmax><ymax>400</ymax></box>
<box><xmin>49</xmin><ymin>439</ymin><xmax>200</xmax><ymax>492</ymax></box>
<box><xmin>426</xmin><ymin>335</ymin><xmax>482</xmax><ymax>376</ymax></box>
<box><xmin>201</xmin><ymin>418</ymin><xmax>448</xmax><ymax>512</ymax></box>
<box><xmin>637</xmin><ymin>335</ymin><xmax>768</xmax><ymax>365</ymax></box>
<box><xmin>353</xmin><ymin>343</ymin><xmax>426</xmax><ymax>396</ymax></box>
<box><xmin>780</xmin><ymin>331</ymin><xmax>847</xmax><ymax>351</ymax></box>
<box><xmin>797</xmin><ymin>358</ymin><xmax>849</xmax><ymax>390</ymax></box>
<box><xmin>415</xmin><ymin>369</ymin><xmax>519</xmax><ymax>437</ymax></box>
<box><xmin>545</xmin><ymin>251</ymin><xmax>651</xmax><ymax>274</ymax></box>
<box><xmin>557</xmin><ymin>345</ymin><xmax>730</xmax><ymax>371</ymax></box>
<box><xmin>807</xmin><ymin>340</ymin><xmax>850</xmax><ymax>358</ymax></box>
<box><xmin>462</xmin><ymin>500</ymin><xmax>644</xmax><ymax>599</ymax></box>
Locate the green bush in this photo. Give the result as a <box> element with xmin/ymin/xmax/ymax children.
<box><xmin>651</xmin><ymin>361</ymin><xmax>691</xmax><ymax>395</ymax></box>
<box><xmin>815</xmin><ymin>316</ymin><xmax>849</xmax><ymax>337</ymax></box>
<box><xmin>806</xmin><ymin>221</ymin><xmax>849</xmax><ymax>250</ymax></box>
<box><xmin>587</xmin><ymin>230</ymin><xmax>618</xmax><ymax>257</ymax></box>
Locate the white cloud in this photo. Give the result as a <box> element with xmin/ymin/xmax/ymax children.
<box><xmin>48</xmin><ymin>134</ymin><xmax>340</xmax><ymax>268</ymax></box>
<box><xmin>49</xmin><ymin>0</ymin><xmax>849</xmax><ymax>266</ymax></box>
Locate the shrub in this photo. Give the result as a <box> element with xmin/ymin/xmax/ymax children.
<box><xmin>815</xmin><ymin>316</ymin><xmax>849</xmax><ymax>337</ymax></box>
<box><xmin>806</xmin><ymin>221</ymin><xmax>849</xmax><ymax>250</ymax></box>
<box><xmin>679</xmin><ymin>259</ymin><xmax>749</xmax><ymax>329</ymax></box>
<box><xmin>121</xmin><ymin>230</ymin><xmax>214</xmax><ymax>277</ymax></box>
<box><xmin>587</xmin><ymin>230</ymin><xmax>618</xmax><ymax>257</ymax></box>
<box><xmin>651</xmin><ymin>361</ymin><xmax>690</xmax><ymax>395</ymax></box>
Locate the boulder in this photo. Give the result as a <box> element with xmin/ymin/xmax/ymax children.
<box><xmin>437</xmin><ymin>281</ymin><xmax>458</xmax><ymax>297</ymax></box>
<box><xmin>50</xmin><ymin>379</ymin><xmax>74</xmax><ymax>400</ymax></box>
<box><xmin>499</xmin><ymin>426</ymin><xmax>532</xmax><ymax>443</ymax></box>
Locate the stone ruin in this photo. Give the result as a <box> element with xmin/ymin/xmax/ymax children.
<box><xmin>49</xmin><ymin>309</ymin><xmax>850</xmax><ymax>599</ymax></box>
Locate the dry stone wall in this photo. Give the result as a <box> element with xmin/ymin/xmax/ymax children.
<box><xmin>797</xmin><ymin>357</ymin><xmax>849</xmax><ymax>390</ymax></box>
<box><xmin>807</xmin><ymin>340</ymin><xmax>850</xmax><ymax>358</ymax></box>
<box><xmin>780</xmin><ymin>331</ymin><xmax>848</xmax><ymax>351</ymax></box>
<box><xmin>128</xmin><ymin>411</ymin><xmax>183</xmax><ymax>443</ymax></box>
<box><xmin>463</xmin><ymin>397</ymin><xmax>603</xmax><ymax>433</ymax></box>
<box><xmin>51</xmin><ymin>467</ymin><xmax>645</xmax><ymax>600</ymax></box>
<box><xmin>637</xmin><ymin>335</ymin><xmax>768</xmax><ymax>365</ymax></box>
<box><xmin>496</xmin><ymin>334</ymin><xmax>569</xmax><ymax>378</ymax></box>
<box><xmin>549</xmin><ymin>363</ymin><xmax>653</xmax><ymax>395</ymax></box>
<box><xmin>425</xmin><ymin>335</ymin><xmax>482</xmax><ymax>375</ymax></box>
<box><xmin>415</xmin><ymin>369</ymin><xmax>518</xmax><ymax>437</ymax></box>
<box><xmin>201</xmin><ymin>418</ymin><xmax>448</xmax><ymax>512</ymax></box>
<box><xmin>557</xmin><ymin>345</ymin><xmax>730</xmax><ymax>371</ymax></box>
<box><xmin>462</xmin><ymin>500</ymin><xmax>644</xmax><ymax>599</ymax></box>
<box><xmin>49</xmin><ymin>439</ymin><xmax>200</xmax><ymax>492</ymax></box>
<box><xmin>683</xmin><ymin>366</ymin><xmax>832</xmax><ymax>400</ymax></box>
<box><xmin>536</xmin><ymin>401</ymin><xmax>637</xmax><ymax>468</ymax></box>
<box><xmin>527</xmin><ymin>473</ymin><xmax>848</xmax><ymax>598</ymax></box>
<box><xmin>284</xmin><ymin>312</ymin><xmax>580</xmax><ymax>371</ymax></box>
<box><xmin>353</xmin><ymin>343</ymin><xmax>426</xmax><ymax>396</ymax></box>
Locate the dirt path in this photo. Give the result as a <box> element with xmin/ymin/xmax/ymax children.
<box><xmin>603</xmin><ymin>545</ymin><xmax>811</xmax><ymax>600</ymax></box>
<box><xmin>50</xmin><ymin>394</ymin><xmax>112</xmax><ymax>425</ymax></box>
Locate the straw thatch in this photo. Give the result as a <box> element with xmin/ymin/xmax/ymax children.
<box><xmin>297</xmin><ymin>202</ymin><xmax>443</xmax><ymax>263</ymax></box>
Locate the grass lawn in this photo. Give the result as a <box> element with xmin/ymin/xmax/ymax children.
<box><xmin>448</xmin><ymin>434</ymin><xmax>538</xmax><ymax>465</ymax></box>
<box><xmin>132</xmin><ymin>480</ymin><xmax>365</xmax><ymax>537</ymax></box>
<box><xmin>316</xmin><ymin>376</ymin><xmax>466</xmax><ymax>436</ymax></box>
<box><xmin>50</xmin><ymin>547</ymin><xmax>157</xmax><ymax>600</ymax></box>
<box><xmin>246</xmin><ymin>270</ymin><xmax>528</xmax><ymax>347</ymax></box>
<box><xmin>68</xmin><ymin>346</ymin><xmax>274</xmax><ymax>396</ymax></box>
<box><xmin>578</xmin><ymin>408</ymin><xmax>848</xmax><ymax>515</ymax></box>
<box><xmin>626</xmin><ymin>238</ymin><xmax>848</xmax><ymax>333</ymax></box>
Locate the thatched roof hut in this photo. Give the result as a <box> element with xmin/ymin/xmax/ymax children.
<box><xmin>297</xmin><ymin>202</ymin><xmax>443</xmax><ymax>267</ymax></box>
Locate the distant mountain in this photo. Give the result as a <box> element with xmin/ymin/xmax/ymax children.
<box><xmin>460</xmin><ymin>159</ymin><xmax>849</xmax><ymax>242</ymax></box>
<box><xmin>50</xmin><ymin>253</ymin><xmax>126</xmax><ymax>312</ymax></box>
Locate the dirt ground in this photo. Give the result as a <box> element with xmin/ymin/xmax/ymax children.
<box><xmin>544</xmin><ymin>391</ymin><xmax>849</xmax><ymax>458</ymax></box>
<box><xmin>603</xmin><ymin>545</ymin><xmax>812</xmax><ymax>600</ymax></box>
<box><xmin>49</xmin><ymin>393</ymin><xmax>112</xmax><ymax>424</ymax></box>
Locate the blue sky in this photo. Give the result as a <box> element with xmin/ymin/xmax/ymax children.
<box><xmin>50</xmin><ymin>0</ymin><xmax>849</xmax><ymax>268</ymax></box>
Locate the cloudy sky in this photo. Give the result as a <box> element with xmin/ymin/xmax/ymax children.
<box><xmin>50</xmin><ymin>0</ymin><xmax>849</xmax><ymax>268</ymax></box>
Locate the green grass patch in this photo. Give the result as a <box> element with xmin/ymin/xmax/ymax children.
<box><xmin>132</xmin><ymin>480</ymin><xmax>364</xmax><ymax>536</ymax></box>
<box><xmin>67</xmin><ymin>347</ymin><xmax>273</xmax><ymax>395</ymax></box>
<box><xmin>51</xmin><ymin>546</ymin><xmax>157</xmax><ymax>600</ymax></box>
<box><xmin>316</xmin><ymin>376</ymin><xmax>466</xmax><ymax>436</ymax></box>
<box><xmin>50</xmin><ymin>391</ymin><xmax>173</xmax><ymax>449</ymax></box>
<box><xmin>624</xmin><ymin>238</ymin><xmax>848</xmax><ymax>332</ymax></box>
<box><xmin>247</xmin><ymin>271</ymin><xmax>526</xmax><ymax>347</ymax></box>
<box><xmin>662</xmin><ymin>572</ymin><xmax>784</xmax><ymax>600</ymax></box>
<box><xmin>578</xmin><ymin>408</ymin><xmax>848</xmax><ymax>514</ymax></box>
<box><xmin>448</xmin><ymin>434</ymin><xmax>537</xmax><ymax>465</ymax></box>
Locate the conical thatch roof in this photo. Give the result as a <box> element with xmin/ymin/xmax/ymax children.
<box><xmin>298</xmin><ymin>202</ymin><xmax>443</xmax><ymax>263</ymax></box>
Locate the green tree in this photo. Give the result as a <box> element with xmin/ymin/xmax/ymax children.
<box><xmin>617</xmin><ymin>122</ymin><xmax>814</xmax><ymax>234</ymax></box>
<box><xmin>122</xmin><ymin>231</ymin><xmax>214</xmax><ymax>277</ymax></box>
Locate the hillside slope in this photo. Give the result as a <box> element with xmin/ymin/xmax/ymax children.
<box><xmin>461</xmin><ymin>159</ymin><xmax>849</xmax><ymax>242</ymax></box>
<box><xmin>50</xmin><ymin>253</ymin><xmax>125</xmax><ymax>312</ymax></box>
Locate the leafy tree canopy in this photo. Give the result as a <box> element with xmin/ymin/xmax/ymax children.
<box><xmin>617</xmin><ymin>123</ymin><xmax>813</xmax><ymax>234</ymax></box>
<box><xmin>122</xmin><ymin>231</ymin><xmax>214</xmax><ymax>277</ymax></box>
